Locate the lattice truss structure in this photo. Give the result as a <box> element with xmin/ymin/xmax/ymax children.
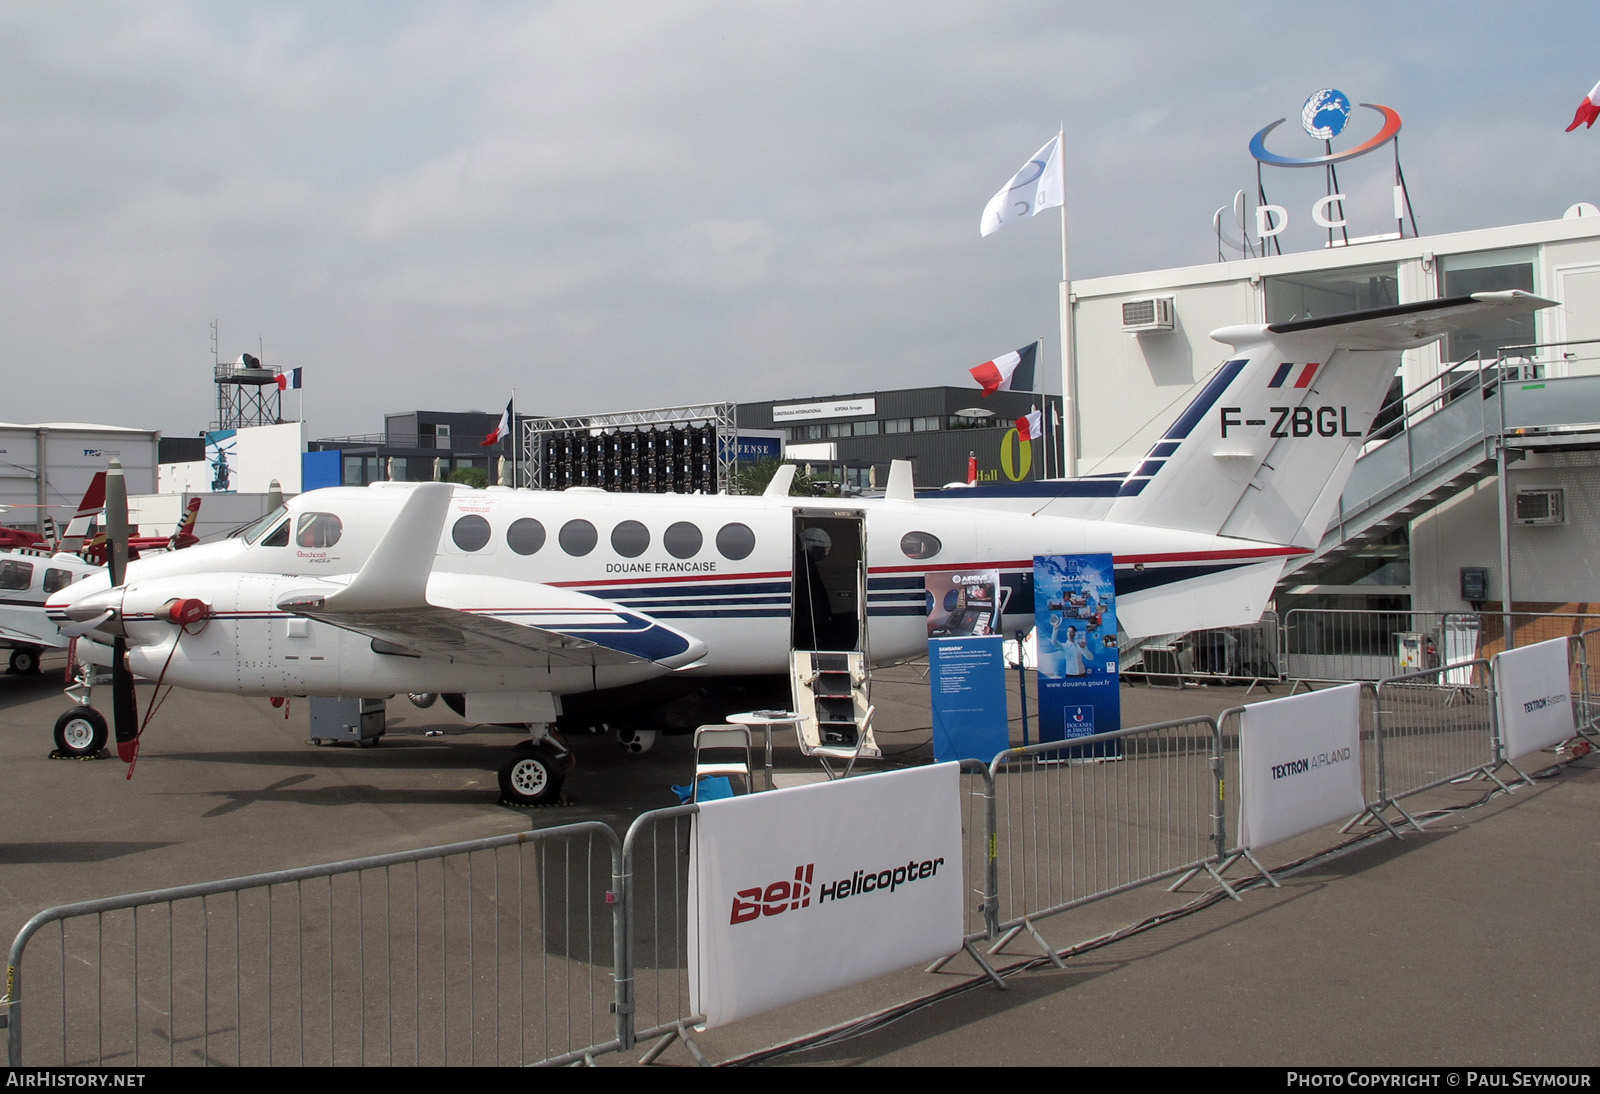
<box><xmin>516</xmin><ymin>402</ymin><xmax>737</xmax><ymax>494</ymax></box>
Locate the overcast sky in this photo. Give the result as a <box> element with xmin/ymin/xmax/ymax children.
<box><xmin>5</xmin><ymin>1</ymin><xmax>1597</xmax><ymax>440</ymax></box>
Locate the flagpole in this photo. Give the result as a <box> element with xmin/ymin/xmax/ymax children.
<box><xmin>1057</xmin><ymin>124</ymin><xmax>1077</xmax><ymax>479</ymax></box>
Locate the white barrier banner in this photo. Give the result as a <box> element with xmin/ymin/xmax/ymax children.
<box><xmin>687</xmin><ymin>763</ymin><xmax>964</xmax><ymax>1029</ymax></box>
<box><xmin>1237</xmin><ymin>684</ymin><xmax>1363</xmax><ymax>850</ymax></box>
<box><xmin>1495</xmin><ymin>638</ymin><xmax>1575</xmax><ymax>762</ymax></box>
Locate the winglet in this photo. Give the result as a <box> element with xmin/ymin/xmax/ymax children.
<box><xmin>763</xmin><ymin>464</ymin><xmax>797</xmax><ymax>497</ymax></box>
<box><xmin>884</xmin><ymin>459</ymin><xmax>915</xmax><ymax>502</ymax></box>
<box><xmin>316</xmin><ymin>483</ymin><xmax>453</xmax><ymax>612</ymax></box>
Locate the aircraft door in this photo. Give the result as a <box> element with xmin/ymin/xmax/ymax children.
<box><xmin>791</xmin><ymin>509</ymin><xmax>865</xmax><ymax>652</ymax></box>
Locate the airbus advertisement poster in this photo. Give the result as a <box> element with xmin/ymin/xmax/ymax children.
<box><xmin>1034</xmin><ymin>553</ymin><xmax>1121</xmax><ymax>757</ymax></box>
<box><xmin>926</xmin><ymin>568</ymin><xmax>1009</xmax><ymax>763</ymax></box>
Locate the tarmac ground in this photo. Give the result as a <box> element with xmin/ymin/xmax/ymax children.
<box><xmin>2</xmin><ymin>651</ymin><xmax>1596</xmax><ymax>1068</ymax></box>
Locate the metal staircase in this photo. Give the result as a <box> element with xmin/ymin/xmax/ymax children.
<box><xmin>1284</xmin><ymin>352</ymin><xmax>1600</xmax><ymax>584</ymax></box>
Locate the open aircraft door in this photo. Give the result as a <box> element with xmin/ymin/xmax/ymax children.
<box><xmin>790</xmin><ymin>508</ymin><xmax>866</xmax><ymax>654</ymax></box>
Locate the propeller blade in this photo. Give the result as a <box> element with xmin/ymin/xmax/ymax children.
<box><xmin>111</xmin><ymin>637</ymin><xmax>139</xmax><ymax>762</ymax></box>
<box><xmin>106</xmin><ymin>458</ymin><xmax>129</xmax><ymax>588</ymax></box>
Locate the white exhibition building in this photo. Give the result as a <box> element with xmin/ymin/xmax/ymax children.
<box><xmin>1066</xmin><ymin>204</ymin><xmax>1600</xmax><ymax>626</ymax></box>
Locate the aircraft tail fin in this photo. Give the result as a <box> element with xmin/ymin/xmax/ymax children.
<box><xmin>169</xmin><ymin>497</ymin><xmax>202</xmax><ymax>549</ymax></box>
<box><xmin>1097</xmin><ymin>291</ymin><xmax>1555</xmax><ymax>547</ymax></box>
<box><xmin>57</xmin><ymin>471</ymin><xmax>107</xmax><ymax>553</ymax></box>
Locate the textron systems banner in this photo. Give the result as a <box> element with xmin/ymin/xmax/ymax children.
<box><xmin>1034</xmin><ymin>553</ymin><xmax>1121</xmax><ymax>755</ymax></box>
<box><xmin>1237</xmin><ymin>684</ymin><xmax>1363</xmax><ymax>850</ymax></box>
<box><xmin>687</xmin><ymin>764</ymin><xmax>964</xmax><ymax>1029</ymax></box>
<box><xmin>1495</xmin><ymin>638</ymin><xmax>1576</xmax><ymax>762</ymax></box>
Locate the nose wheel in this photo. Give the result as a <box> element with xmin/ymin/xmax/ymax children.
<box><xmin>53</xmin><ymin>707</ymin><xmax>109</xmax><ymax>758</ymax></box>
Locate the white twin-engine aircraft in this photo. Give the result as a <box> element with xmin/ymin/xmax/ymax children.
<box><xmin>47</xmin><ymin>292</ymin><xmax>1551</xmax><ymax>804</ymax></box>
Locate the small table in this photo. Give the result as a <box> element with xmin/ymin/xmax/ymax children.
<box><xmin>726</xmin><ymin>710</ymin><xmax>800</xmax><ymax>791</ymax></box>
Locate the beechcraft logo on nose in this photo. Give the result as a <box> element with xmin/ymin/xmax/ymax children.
<box><xmin>1267</xmin><ymin>362</ymin><xmax>1319</xmax><ymax>388</ymax></box>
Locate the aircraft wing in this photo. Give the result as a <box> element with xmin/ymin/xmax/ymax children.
<box><xmin>0</xmin><ymin>613</ymin><xmax>66</xmax><ymax>649</ymax></box>
<box><xmin>271</xmin><ymin>483</ymin><xmax>706</xmax><ymax>670</ymax></box>
<box><xmin>279</xmin><ymin>574</ymin><xmax>708</xmax><ymax>670</ymax></box>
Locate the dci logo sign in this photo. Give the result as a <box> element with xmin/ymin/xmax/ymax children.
<box><xmin>1227</xmin><ymin>89</ymin><xmax>1407</xmax><ymax>243</ymax></box>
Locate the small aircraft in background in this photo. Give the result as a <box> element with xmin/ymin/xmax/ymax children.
<box><xmin>2</xmin><ymin>479</ymin><xmax>200</xmax><ymax>678</ymax></box>
<box><xmin>47</xmin><ymin>292</ymin><xmax>1553</xmax><ymax>804</ymax></box>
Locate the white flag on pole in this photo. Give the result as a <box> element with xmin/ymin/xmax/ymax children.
<box><xmin>980</xmin><ymin>135</ymin><xmax>1063</xmax><ymax>237</ymax></box>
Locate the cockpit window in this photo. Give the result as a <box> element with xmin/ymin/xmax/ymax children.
<box><xmin>0</xmin><ymin>560</ymin><xmax>32</xmax><ymax>590</ymax></box>
<box><xmin>261</xmin><ymin>520</ymin><xmax>291</xmax><ymax>547</ymax></box>
<box><xmin>296</xmin><ymin>513</ymin><xmax>343</xmax><ymax>549</ymax></box>
<box><xmin>240</xmin><ymin>505</ymin><xmax>288</xmax><ymax>544</ymax></box>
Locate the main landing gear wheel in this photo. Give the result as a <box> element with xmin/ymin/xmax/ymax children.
<box><xmin>9</xmin><ymin>648</ymin><xmax>40</xmax><ymax>675</ymax></box>
<box><xmin>497</xmin><ymin>743</ymin><xmax>567</xmax><ymax>807</ymax></box>
<box><xmin>53</xmin><ymin>707</ymin><xmax>108</xmax><ymax>757</ymax></box>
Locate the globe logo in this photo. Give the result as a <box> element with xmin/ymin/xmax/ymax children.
<box><xmin>1301</xmin><ymin>88</ymin><xmax>1352</xmax><ymax>140</ymax></box>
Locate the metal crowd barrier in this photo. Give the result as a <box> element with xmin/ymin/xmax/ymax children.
<box><xmin>5</xmin><ymin>823</ymin><xmax>624</xmax><ymax>1067</ymax></box>
<box><xmin>620</xmin><ymin>805</ymin><xmax>703</xmax><ymax>1065</ymax></box>
<box><xmin>11</xmin><ymin>639</ymin><xmax>1592</xmax><ymax>1066</ymax></box>
<box><xmin>1569</xmin><ymin>628</ymin><xmax>1600</xmax><ymax>739</ymax></box>
<box><xmin>1370</xmin><ymin>660</ymin><xmax>1503</xmax><ymax>815</ymax></box>
<box><xmin>1281</xmin><ymin>608</ymin><xmax>1600</xmax><ymax>689</ymax></box>
<box><xmin>983</xmin><ymin>717</ymin><xmax>1224</xmax><ymax>958</ymax></box>
<box><xmin>1133</xmin><ymin>613</ymin><xmax>1280</xmax><ymax>689</ymax></box>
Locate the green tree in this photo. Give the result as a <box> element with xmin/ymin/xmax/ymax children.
<box><xmin>448</xmin><ymin>466</ymin><xmax>489</xmax><ymax>489</ymax></box>
<box><xmin>731</xmin><ymin>459</ymin><xmax>823</xmax><ymax>497</ymax></box>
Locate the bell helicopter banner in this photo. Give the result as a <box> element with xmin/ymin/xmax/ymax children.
<box><xmin>1034</xmin><ymin>553</ymin><xmax>1121</xmax><ymax>757</ymax></box>
<box><xmin>687</xmin><ymin>764</ymin><xmax>964</xmax><ymax>1029</ymax></box>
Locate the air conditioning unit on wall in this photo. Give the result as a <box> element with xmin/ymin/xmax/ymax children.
<box><xmin>1514</xmin><ymin>487</ymin><xmax>1566</xmax><ymax>525</ymax></box>
<box><xmin>1120</xmin><ymin>296</ymin><xmax>1175</xmax><ymax>334</ymax></box>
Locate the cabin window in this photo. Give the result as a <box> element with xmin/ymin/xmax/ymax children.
<box><xmin>507</xmin><ymin>518</ymin><xmax>546</xmax><ymax>555</ymax></box>
<box><xmin>296</xmin><ymin>513</ymin><xmax>344</xmax><ymax>549</ymax></box>
<box><xmin>663</xmin><ymin>521</ymin><xmax>702</xmax><ymax>559</ymax></box>
<box><xmin>900</xmin><ymin>531</ymin><xmax>942</xmax><ymax>560</ymax></box>
<box><xmin>716</xmin><ymin>522</ymin><xmax>756</xmax><ymax>560</ymax></box>
<box><xmin>0</xmin><ymin>560</ymin><xmax>33</xmax><ymax>590</ymax></box>
<box><xmin>559</xmin><ymin>519</ymin><xmax>598</xmax><ymax>556</ymax></box>
<box><xmin>43</xmin><ymin>568</ymin><xmax>78</xmax><ymax>595</ymax></box>
<box><xmin>451</xmin><ymin>514</ymin><xmax>491</xmax><ymax>552</ymax></box>
<box><xmin>611</xmin><ymin>520</ymin><xmax>650</xmax><ymax>558</ymax></box>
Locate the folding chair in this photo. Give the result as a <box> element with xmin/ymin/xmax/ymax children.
<box><xmin>691</xmin><ymin>724</ymin><xmax>753</xmax><ymax>800</ymax></box>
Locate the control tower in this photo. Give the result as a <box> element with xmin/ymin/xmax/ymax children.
<box><xmin>213</xmin><ymin>352</ymin><xmax>283</xmax><ymax>430</ymax></box>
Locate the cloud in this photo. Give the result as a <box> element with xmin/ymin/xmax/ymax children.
<box><xmin>3</xmin><ymin>1</ymin><xmax>1600</xmax><ymax>435</ymax></box>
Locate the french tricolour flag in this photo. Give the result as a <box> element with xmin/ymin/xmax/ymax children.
<box><xmin>481</xmin><ymin>399</ymin><xmax>512</xmax><ymax>447</ymax></box>
<box><xmin>1015</xmin><ymin>408</ymin><xmax>1044</xmax><ymax>442</ymax></box>
<box><xmin>274</xmin><ymin>368</ymin><xmax>303</xmax><ymax>391</ymax></box>
<box><xmin>1569</xmin><ymin>79</ymin><xmax>1600</xmax><ymax>132</ymax></box>
<box><xmin>970</xmin><ymin>341</ymin><xmax>1038</xmax><ymax>396</ymax></box>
